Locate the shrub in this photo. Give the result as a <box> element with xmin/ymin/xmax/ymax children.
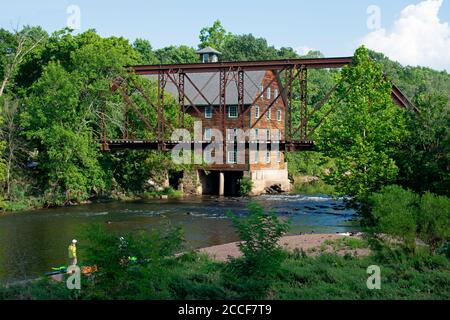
<box><xmin>369</xmin><ymin>185</ymin><xmax>419</xmax><ymax>253</ymax></box>
<box><xmin>226</xmin><ymin>203</ymin><xmax>290</xmax><ymax>278</ymax></box>
<box><xmin>369</xmin><ymin>185</ymin><xmax>450</xmax><ymax>255</ymax></box>
<box><xmin>239</xmin><ymin>176</ymin><xmax>253</xmax><ymax>196</ymax></box>
<box><xmin>142</xmin><ymin>186</ymin><xmax>182</xmax><ymax>199</ymax></box>
<box><xmin>80</xmin><ymin>222</ymin><xmax>183</xmax><ymax>299</ymax></box>
<box><xmin>417</xmin><ymin>192</ymin><xmax>450</xmax><ymax>253</ymax></box>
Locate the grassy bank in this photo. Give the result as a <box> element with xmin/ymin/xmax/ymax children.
<box><xmin>1</xmin><ymin>199</ymin><xmax>449</xmax><ymax>300</ymax></box>
<box><xmin>1</xmin><ymin>187</ymin><xmax>183</xmax><ymax>213</ymax></box>
<box><xmin>2</xmin><ymin>249</ymin><xmax>449</xmax><ymax>300</ymax></box>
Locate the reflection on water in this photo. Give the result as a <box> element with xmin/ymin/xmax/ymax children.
<box><xmin>0</xmin><ymin>195</ymin><xmax>359</xmax><ymax>282</ymax></box>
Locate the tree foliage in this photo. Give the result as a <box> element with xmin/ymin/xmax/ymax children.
<box><xmin>317</xmin><ymin>46</ymin><xmax>407</xmax><ymax>200</ymax></box>
<box><xmin>199</xmin><ymin>20</ymin><xmax>232</xmax><ymax>52</ymax></box>
<box><xmin>18</xmin><ymin>29</ymin><xmax>140</xmax><ymax>205</ymax></box>
<box><xmin>132</xmin><ymin>38</ymin><xmax>158</xmax><ymax>64</ymax></box>
<box><xmin>154</xmin><ymin>45</ymin><xmax>198</xmax><ymax>64</ymax></box>
<box><xmin>397</xmin><ymin>92</ymin><xmax>450</xmax><ymax>195</ymax></box>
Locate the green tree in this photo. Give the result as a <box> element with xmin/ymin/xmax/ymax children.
<box><xmin>226</xmin><ymin>203</ymin><xmax>290</xmax><ymax>298</ymax></box>
<box><xmin>154</xmin><ymin>45</ymin><xmax>198</xmax><ymax>64</ymax></box>
<box><xmin>0</xmin><ymin>26</ymin><xmax>47</xmax><ymax>97</ymax></box>
<box><xmin>199</xmin><ymin>20</ymin><xmax>232</xmax><ymax>52</ymax></box>
<box><xmin>20</xmin><ymin>30</ymin><xmax>140</xmax><ymax>205</ymax></box>
<box><xmin>317</xmin><ymin>46</ymin><xmax>407</xmax><ymax>200</ymax></box>
<box><xmin>81</xmin><ymin>223</ymin><xmax>183</xmax><ymax>299</ymax></box>
<box><xmin>369</xmin><ymin>49</ymin><xmax>450</xmax><ymax>195</ymax></box>
<box><xmin>397</xmin><ymin>92</ymin><xmax>450</xmax><ymax>196</ymax></box>
<box><xmin>0</xmin><ymin>97</ymin><xmax>29</xmax><ymax>200</ymax></box>
<box><xmin>132</xmin><ymin>38</ymin><xmax>158</xmax><ymax>64</ymax></box>
<box><xmin>221</xmin><ymin>34</ymin><xmax>279</xmax><ymax>61</ymax></box>
<box><xmin>21</xmin><ymin>62</ymin><xmax>105</xmax><ymax>204</ymax></box>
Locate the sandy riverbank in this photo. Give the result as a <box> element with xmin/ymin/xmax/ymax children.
<box><xmin>198</xmin><ymin>233</ymin><xmax>369</xmax><ymax>261</ymax></box>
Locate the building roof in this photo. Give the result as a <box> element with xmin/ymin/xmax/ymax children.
<box><xmin>196</xmin><ymin>46</ymin><xmax>222</xmax><ymax>55</ymax></box>
<box><xmin>145</xmin><ymin>70</ymin><xmax>267</xmax><ymax>106</ymax></box>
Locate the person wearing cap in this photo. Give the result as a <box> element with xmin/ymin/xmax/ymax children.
<box><xmin>68</xmin><ymin>239</ymin><xmax>78</xmax><ymax>266</ymax></box>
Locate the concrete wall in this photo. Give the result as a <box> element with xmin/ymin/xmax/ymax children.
<box><xmin>247</xmin><ymin>166</ymin><xmax>291</xmax><ymax>195</ymax></box>
<box><xmin>181</xmin><ymin>166</ymin><xmax>291</xmax><ymax>196</ymax></box>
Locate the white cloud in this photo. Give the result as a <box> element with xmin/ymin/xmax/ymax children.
<box><xmin>361</xmin><ymin>0</ymin><xmax>450</xmax><ymax>71</ymax></box>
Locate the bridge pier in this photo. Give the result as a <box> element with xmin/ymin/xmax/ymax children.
<box><xmin>219</xmin><ymin>172</ymin><xmax>225</xmax><ymax>197</ymax></box>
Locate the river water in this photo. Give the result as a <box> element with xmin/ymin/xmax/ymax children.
<box><xmin>0</xmin><ymin>195</ymin><xmax>359</xmax><ymax>282</ymax></box>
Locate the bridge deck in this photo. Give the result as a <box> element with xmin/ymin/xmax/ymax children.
<box><xmin>130</xmin><ymin>57</ymin><xmax>354</xmax><ymax>75</ymax></box>
<box><xmin>101</xmin><ymin>140</ymin><xmax>314</xmax><ymax>151</ymax></box>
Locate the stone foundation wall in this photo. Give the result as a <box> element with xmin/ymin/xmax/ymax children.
<box><xmin>180</xmin><ymin>170</ymin><xmax>202</xmax><ymax>195</ymax></box>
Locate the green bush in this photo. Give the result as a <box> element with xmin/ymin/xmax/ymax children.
<box><xmin>226</xmin><ymin>203</ymin><xmax>290</xmax><ymax>278</ymax></box>
<box><xmin>142</xmin><ymin>186</ymin><xmax>182</xmax><ymax>199</ymax></box>
<box><xmin>80</xmin><ymin>223</ymin><xmax>183</xmax><ymax>299</ymax></box>
<box><xmin>238</xmin><ymin>176</ymin><xmax>253</xmax><ymax>196</ymax></box>
<box><xmin>369</xmin><ymin>185</ymin><xmax>450</xmax><ymax>255</ymax></box>
<box><xmin>370</xmin><ymin>185</ymin><xmax>419</xmax><ymax>253</ymax></box>
<box><xmin>2</xmin><ymin>236</ymin><xmax>450</xmax><ymax>300</ymax></box>
<box><xmin>417</xmin><ymin>192</ymin><xmax>450</xmax><ymax>253</ymax></box>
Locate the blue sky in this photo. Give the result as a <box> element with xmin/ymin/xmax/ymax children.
<box><xmin>1</xmin><ymin>0</ymin><xmax>450</xmax><ymax>70</ymax></box>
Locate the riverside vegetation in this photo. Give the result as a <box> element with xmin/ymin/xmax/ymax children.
<box><xmin>1</xmin><ymin>200</ymin><xmax>449</xmax><ymax>300</ymax></box>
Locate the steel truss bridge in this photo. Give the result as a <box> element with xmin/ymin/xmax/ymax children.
<box><xmin>100</xmin><ymin>57</ymin><xmax>415</xmax><ymax>152</ymax></box>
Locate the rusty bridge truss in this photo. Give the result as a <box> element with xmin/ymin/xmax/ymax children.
<box><xmin>100</xmin><ymin>57</ymin><xmax>414</xmax><ymax>152</ymax></box>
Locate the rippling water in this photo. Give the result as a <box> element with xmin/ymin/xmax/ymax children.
<box><xmin>0</xmin><ymin>195</ymin><xmax>359</xmax><ymax>282</ymax></box>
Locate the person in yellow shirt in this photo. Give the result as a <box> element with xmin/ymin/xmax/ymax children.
<box><xmin>68</xmin><ymin>239</ymin><xmax>78</xmax><ymax>266</ymax></box>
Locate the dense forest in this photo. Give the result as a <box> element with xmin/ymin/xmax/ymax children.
<box><xmin>0</xmin><ymin>20</ymin><xmax>449</xmax><ymax>212</ymax></box>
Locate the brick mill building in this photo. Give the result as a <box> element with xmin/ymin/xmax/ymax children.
<box><xmin>148</xmin><ymin>47</ymin><xmax>290</xmax><ymax>196</ymax></box>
